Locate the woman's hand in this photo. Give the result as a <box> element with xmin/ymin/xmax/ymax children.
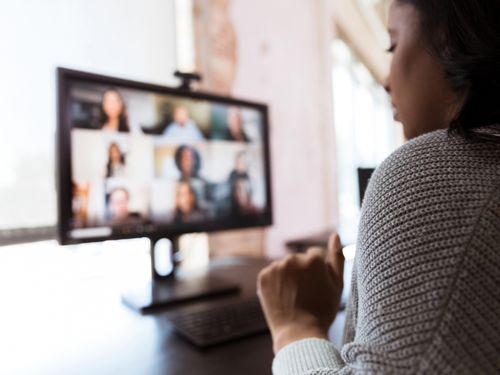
<box><xmin>257</xmin><ymin>234</ymin><xmax>344</xmax><ymax>354</ymax></box>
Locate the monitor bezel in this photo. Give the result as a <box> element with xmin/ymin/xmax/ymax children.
<box><xmin>57</xmin><ymin>67</ymin><xmax>273</xmax><ymax>245</ymax></box>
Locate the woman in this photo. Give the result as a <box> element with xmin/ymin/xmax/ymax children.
<box><xmin>100</xmin><ymin>88</ymin><xmax>130</xmax><ymax>132</ymax></box>
<box><xmin>258</xmin><ymin>1</ymin><xmax>500</xmax><ymax>374</ymax></box>
<box><xmin>174</xmin><ymin>145</ymin><xmax>202</xmax><ymax>180</ymax></box>
<box><xmin>106</xmin><ymin>187</ymin><xmax>143</xmax><ymax>225</ymax></box>
<box><xmin>230</xmin><ymin>177</ymin><xmax>258</xmax><ymax>218</ymax></box>
<box><xmin>173</xmin><ymin>144</ymin><xmax>211</xmax><ymax>208</ymax></box>
<box><xmin>225</xmin><ymin>107</ymin><xmax>250</xmax><ymax>142</ymax></box>
<box><xmin>105</xmin><ymin>142</ymin><xmax>126</xmax><ymax>178</ymax></box>
<box><xmin>173</xmin><ymin>181</ymin><xmax>205</xmax><ymax>223</ymax></box>
<box><xmin>228</xmin><ymin>151</ymin><xmax>257</xmax><ymax>217</ymax></box>
<box><xmin>228</xmin><ymin>151</ymin><xmax>250</xmax><ymax>186</ymax></box>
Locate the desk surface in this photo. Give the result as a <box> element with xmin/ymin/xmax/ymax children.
<box><xmin>0</xmin><ymin>242</ymin><xmax>274</xmax><ymax>375</ymax></box>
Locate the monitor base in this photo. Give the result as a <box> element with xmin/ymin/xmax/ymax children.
<box><xmin>122</xmin><ymin>274</ymin><xmax>240</xmax><ymax>313</ymax></box>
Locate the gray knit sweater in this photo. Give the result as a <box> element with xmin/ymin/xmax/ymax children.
<box><xmin>273</xmin><ymin>126</ymin><xmax>500</xmax><ymax>374</ymax></box>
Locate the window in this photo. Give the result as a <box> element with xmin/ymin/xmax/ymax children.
<box><xmin>332</xmin><ymin>39</ymin><xmax>403</xmax><ymax>243</ymax></box>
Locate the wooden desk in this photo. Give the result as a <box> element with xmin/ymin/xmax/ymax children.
<box><xmin>0</xmin><ymin>243</ymin><xmax>273</xmax><ymax>375</ymax></box>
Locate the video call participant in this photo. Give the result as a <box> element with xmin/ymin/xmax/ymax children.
<box><xmin>225</xmin><ymin>107</ymin><xmax>250</xmax><ymax>142</ymax></box>
<box><xmin>72</xmin><ymin>181</ymin><xmax>90</xmax><ymax>227</ymax></box>
<box><xmin>163</xmin><ymin>106</ymin><xmax>204</xmax><ymax>143</ymax></box>
<box><xmin>107</xmin><ymin>187</ymin><xmax>142</xmax><ymax>225</ymax></box>
<box><xmin>173</xmin><ymin>181</ymin><xmax>205</xmax><ymax>223</ymax></box>
<box><xmin>100</xmin><ymin>88</ymin><xmax>130</xmax><ymax>132</ymax></box>
<box><xmin>228</xmin><ymin>151</ymin><xmax>250</xmax><ymax>187</ymax></box>
<box><xmin>105</xmin><ymin>142</ymin><xmax>126</xmax><ymax>178</ymax></box>
<box><xmin>174</xmin><ymin>145</ymin><xmax>209</xmax><ymax>208</ymax></box>
<box><xmin>230</xmin><ymin>177</ymin><xmax>258</xmax><ymax>218</ymax></box>
<box><xmin>175</xmin><ymin>145</ymin><xmax>201</xmax><ymax>179</ymax></box>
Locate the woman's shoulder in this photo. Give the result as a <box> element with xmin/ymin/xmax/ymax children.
<box><xmin>361</xmin><ymin>126</ymin><xmax>500</xmax><ymax>223</ymax></box>
<box><xmin>374</xmin><ymin>126</ymin><xmax>500</xmax><ymax>183</ymax></box>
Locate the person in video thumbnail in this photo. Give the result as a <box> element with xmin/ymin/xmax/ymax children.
<box><xmin>163</xmin><ymin>106</ymin><xmax>204</xmax><ymax>143</ymax></box>
<box><xmin>72</xmin><ymin>181</ymin><xmax>90</xmax><ymax>227</ymax></box>
<box><xmin>173</xmin><ymin>181</ymin><xmax>205</xmax><ymax>223</ymax></box>
<box><xmin>107</xmin><ymin>187</ymin><xmax>142</xmax><ymax>225</ymax></box>
<box><xmin>105</xmin><ymin>142</ymin><xmax>126</xmax><ymax>178</ymax></box>
<box><xmin>227</xmin><ymin>151</ymin><xmax>258</xmax><ymax>218</ymax></box>
<box><xmin>228</xmin><ymin>151</ymin><xmax>250</xmax><ymax>186</ymax></box>
<box><xmin>175</xmin><ymin>145</ymin><xmax>201</xmax><ymax>179</ymax></box>
<box><xmin>225</xmin><ymin>107</ymin><xmax>250</xmax><ymax>142</ymax></box>
<box><xmin>230</xmin><ymin>177</ymin><xmax>258</xmax><ymax>218</ymax></box>
<box><xmin>174</xmin><ymin>145</ymin><xmax>208</xmax><ymax>206</ymax></box>
<box><xmin>100</xmin><ymin>88</ymin><xmax>130</xmax><ymax>132</ymax></box>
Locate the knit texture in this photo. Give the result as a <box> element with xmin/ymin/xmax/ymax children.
<box><xmin>273</xmin><ymin>126</ymin><xmax>500</xmax><ymax>374</ymax></box>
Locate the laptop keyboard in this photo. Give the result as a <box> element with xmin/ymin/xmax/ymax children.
<box><xmin>167</xmin><ymin>297</ymin><xmax>269</xmax><ymax>348</ymax></box>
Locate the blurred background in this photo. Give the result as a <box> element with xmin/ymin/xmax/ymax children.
<box><xmin>0</xmin><ymin>0</ymin><xmax>402</xmax><ymax>256</ymax></box>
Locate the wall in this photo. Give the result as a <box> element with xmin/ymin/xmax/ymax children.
<box><xmin>0</xmin><ymin>0</ymin><xmax>177</xmax><ymax>229</ymax></box>
<box><xmin>230</xmin><ymin>0</ymin><xmax>339</xmax><ymax>257</ymax></box>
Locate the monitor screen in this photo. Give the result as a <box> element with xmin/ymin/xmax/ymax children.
<box><xmin>57</xmin><ymin>68</ymin><xmax>273</xmax><ymax>244</ymax></box>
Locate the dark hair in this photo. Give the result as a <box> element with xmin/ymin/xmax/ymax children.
<box><xmin>106</xmin><ymin>142</ymin><xmax>125</xmax><ymax>178</ymax></box>
<box><xmin>100</xmin><ymin>88</ymin><xmax>130</xmax><ymax>132</ymax></box>
<box><xmin>398</xmin><ymin>0</ymin><xmax>500</xmax><ymax>138</ymax></box>
<box><xmin>174</xmin><ymin>145</ymin><xmax>201</xmax><ymax>178</ymax></box>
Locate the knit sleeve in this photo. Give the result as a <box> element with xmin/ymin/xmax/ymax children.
<box><xmin>272</xmin><ymin>338</ymin><xmax>345</xmax><ymax>375</ymax></box>
<box><xmin>272</xmin><ymin>255</ymin><xmax>360</xmax><ymax>375</ymax></box>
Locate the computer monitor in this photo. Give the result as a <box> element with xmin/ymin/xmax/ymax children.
<box><xmin>57</xmin><ymin>68</ymin><xmax>273</xmax><ymax>311</ymax></box>
<box><xmin>357</xmin><ymin>168</ymin><xmax>375</xmax><ymax>207</ymax></box>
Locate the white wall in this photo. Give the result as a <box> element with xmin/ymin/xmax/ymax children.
<box><xmin>230</xmin><ymin>0</ymin><xmax>339</xmax><ymax>257</ymax></box>
<box><xmin>0</xmin><ymin>0</ymin><xmax>177</xmax><ymax>228</ymax></box>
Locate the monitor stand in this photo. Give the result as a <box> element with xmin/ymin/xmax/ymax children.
<box><xmin>121</xmin><ymin>236</ymin><xmax>240</xmax><ymax>313</ymax></box>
